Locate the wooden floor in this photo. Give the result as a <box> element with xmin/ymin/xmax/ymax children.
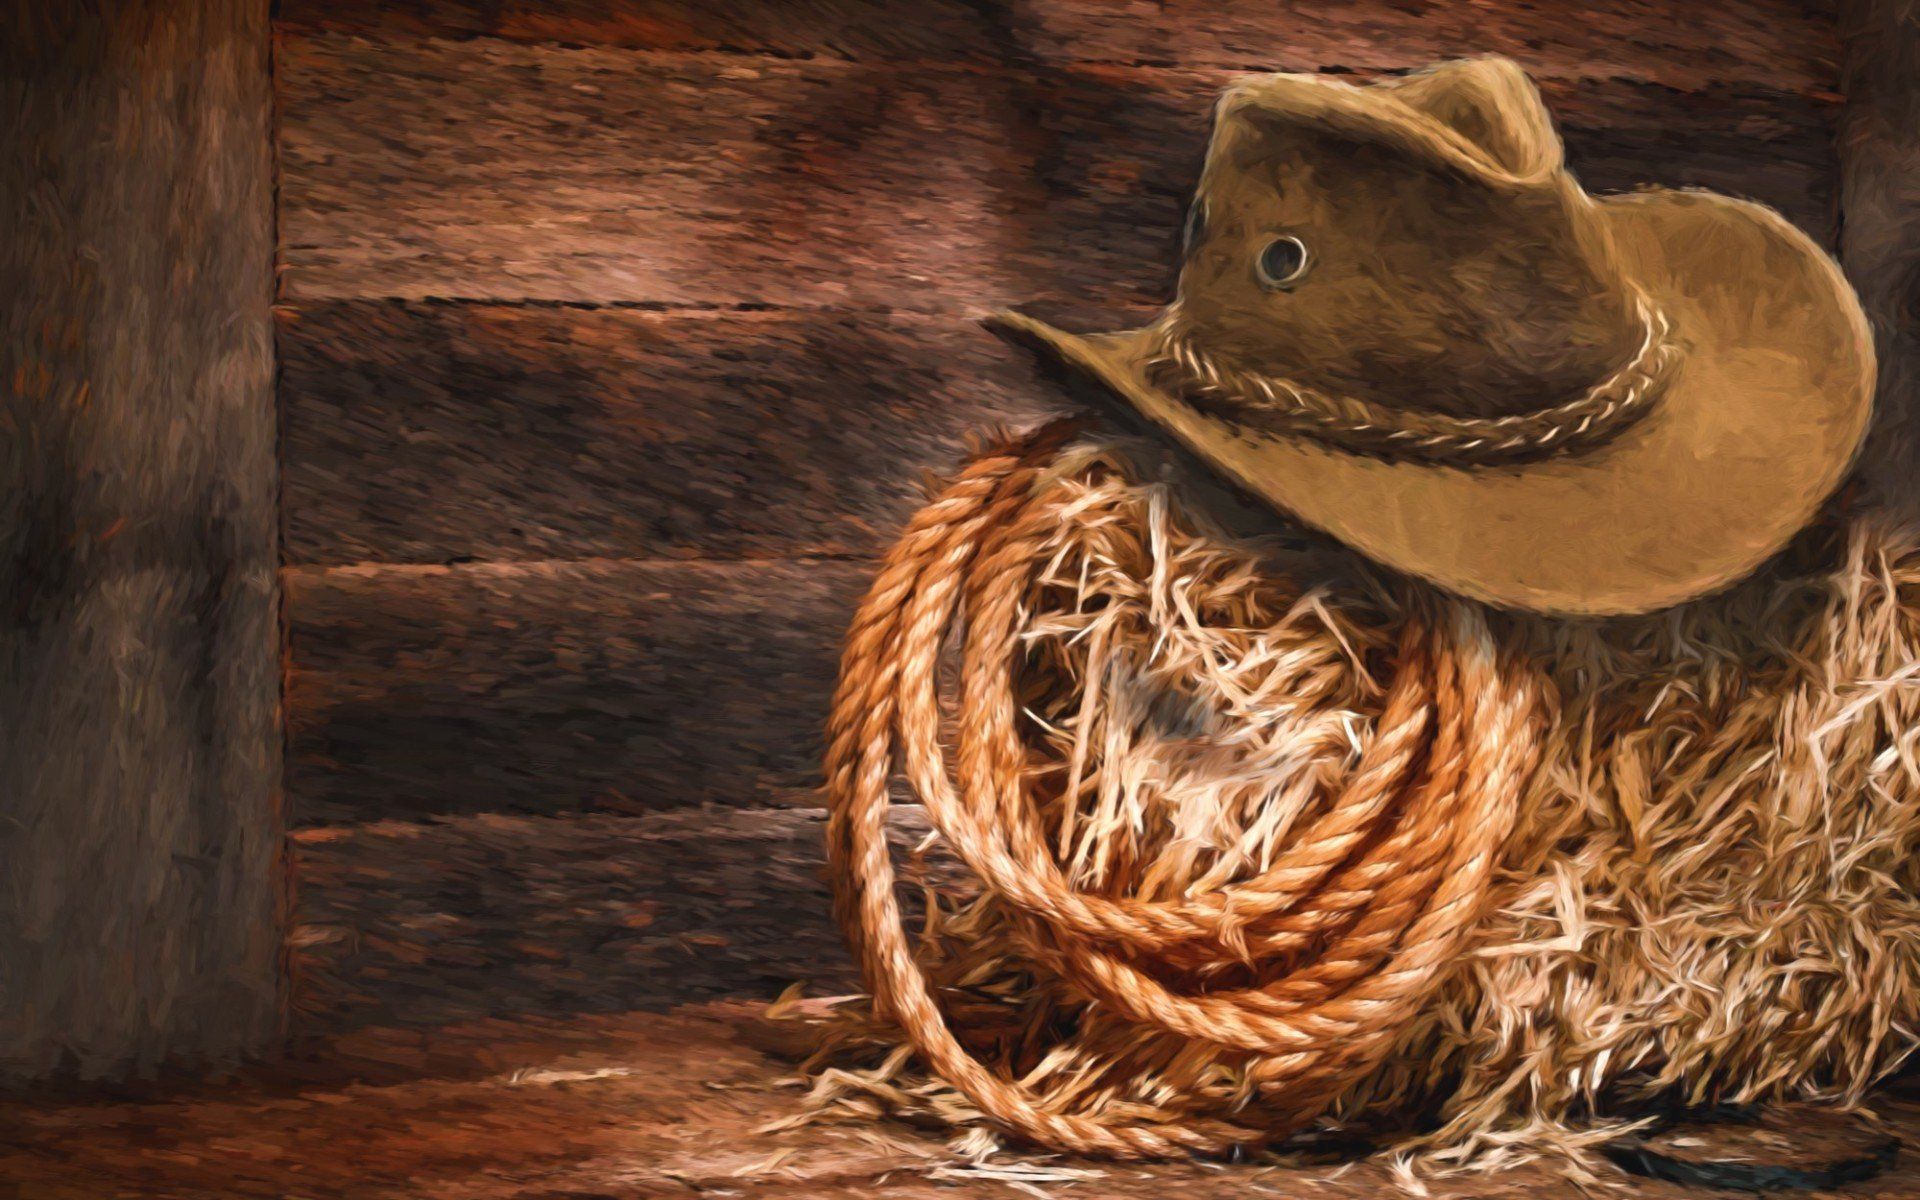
<box><xmin>6</xmin><ymin>807</ymin><xmax>1920</xmax><ymax>1199</ymax></box>
<box><xmin>9</xmin><ymin>1000</ymin><xmax>1920</xmax><ymax>1200</ymax></box>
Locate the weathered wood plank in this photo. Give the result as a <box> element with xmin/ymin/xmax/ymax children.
<box><xmin>0</xmin><ymin>0</ymin><xmax>284</xmax><ymax>1080</ymax></box>
<box><xmin>1840</xmin><ymin>0</ymin><xmax>1920</xmax><ymax>524</ymax></box>
<box><xmin>291</xmin><ymin>807</ymin><xmax>920</xmax><ymax>1029</ymax></box>
<box><xmin>286</xmin><ymin>559</ymin><xmax>868</xmax><ymax>823</ymax></box>
<box><xmin>277</xmin><ymin>303</ymin><xmax>1071</xmax><ymax>566</ymax></box>
<box><xmin>274</xmin><ymin>0</ymin><xmax>1841</xmax><ymax>95</ymax></box>
<box><xmin>277</xmin><ymin>35</ymin><xmax>1838</xmax><ymax>305</ymax></box>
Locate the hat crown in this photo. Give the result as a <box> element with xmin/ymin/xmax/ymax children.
<box><xmin>1171</xmin><ymin>60</ymin><xmax>1645</xmax><ymax>423</ymax></box>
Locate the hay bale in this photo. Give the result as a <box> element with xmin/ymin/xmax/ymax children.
<box><xmin>793</xmin><ymin>438</ymin><xmax>1920</xmax><ymax>1175</ymax></box>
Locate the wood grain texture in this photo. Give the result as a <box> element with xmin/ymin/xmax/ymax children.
<box><xmin>280</xmin><ymin>428</ymin><xmax>1307</xmax><ymax>823</ymax></box>
<box><xmin>277</xmin><ymin>303</ymin><xmax>1072</xmax><ymax>565</ymax></box>
<box><xmin>20</xmin><ymin>991</ymin><xmax>1900</xmax><ymax>1199</ymax></box>
<box><xmin>276</xmin><ymin>35</ymin><xmax>1839</xmax><ymax>306</ymax></box>
<box><xmin>286</xmin><ymin>559</ymin><xmax>868</xmax><ymax>823</ymax></box>
<box><xmin>291</xmin><ymin>807</ymin><xmax>924</xmax><ymax>1030</ymax></box>
<box><xmin>1840</xmin><ymin>0</ymin><xmax>1920</xmax><ymax>523</ymax></box>
<box><xmin>274</xmin><ymin>0</ymin><xmax>1842</xmax><ymax>95</ymax></box>
<box><xmin>0</xmin><ymin>0</ymin><xmax>283</xmax><ymax>1079</ymax></box>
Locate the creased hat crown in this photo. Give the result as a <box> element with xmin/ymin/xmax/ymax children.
<box><xmin>1170</xmin><ymin>59</ymin><xmax>1649</xmax><ymax>427</ymax></box>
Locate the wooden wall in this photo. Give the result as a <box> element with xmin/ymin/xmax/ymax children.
<box><xmin>1841</xmin><ymin>0</ymin><xmax>1920</xmax><ymax>523</ymax></box>
<box><xmin>272</xmin><ymin>1</ymin><xmax>1846</xmax><ymax>827</ymax></box>
<box><xmin>3</xmin><ymin>0</ymin><xmax>281</xmax><ymax>1078</ymax></box>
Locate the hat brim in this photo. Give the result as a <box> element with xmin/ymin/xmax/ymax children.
<box><xmin>989</xmin><ymin>190</ymin><xmax>1873</xmax><ymax>617</ymax></box>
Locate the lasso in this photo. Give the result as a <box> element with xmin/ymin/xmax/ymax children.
<box><xmin>824</xmin><ymin>422</ymin><xmax>1548</xmax><ymax>1158</ymax></box>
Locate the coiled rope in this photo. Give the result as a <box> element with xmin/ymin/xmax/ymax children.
<box><xmin>824</xmin><ymin>421</ymin><xmax>1551</xmax><ymax>1158</ymax></box>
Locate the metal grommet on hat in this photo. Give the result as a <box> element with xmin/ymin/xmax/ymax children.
<box><xmin>1255</xmin><ymin>235</ymin><xmax>1310</xmax><ymax>288</ymax></box>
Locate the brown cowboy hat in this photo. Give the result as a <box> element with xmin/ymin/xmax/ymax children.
<box><xmin>989</xmin><ymin>58</ymin><xmax>1873</xmax><ymax>616</ymax></box>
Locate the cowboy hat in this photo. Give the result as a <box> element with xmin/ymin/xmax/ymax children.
<box><xmin>989</xmin><ymin>58</ymin><xmax>1873</xmax><ymax>616</ymax></box>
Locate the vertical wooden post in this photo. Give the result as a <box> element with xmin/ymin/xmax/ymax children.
<box><xmin>1840</xmin><ymin>0</ymin><xmax>1920</xmax><ymax>522</ymax></box>
<box><xmin>0</xmin><ymin>0</ymin><xmax>283</xmax><ymax>1078</ymax></box>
